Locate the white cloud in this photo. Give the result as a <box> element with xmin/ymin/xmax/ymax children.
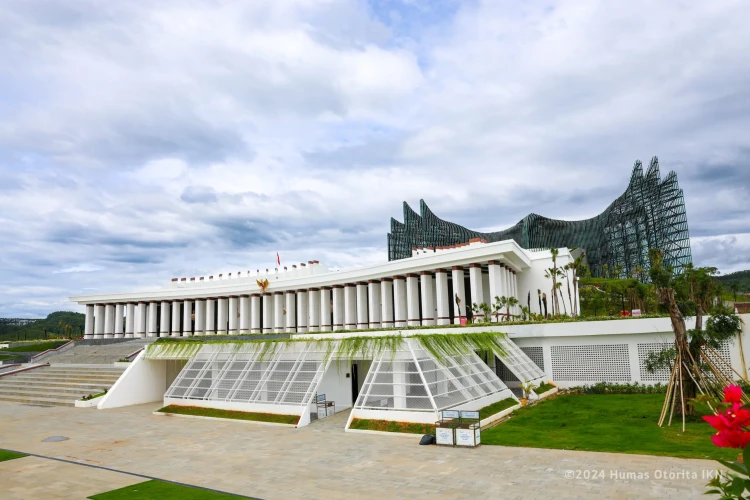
<box><xmin>1</xmin><ymin>0</ymin><xmax>749</xmax><ymax>316</ymax></box>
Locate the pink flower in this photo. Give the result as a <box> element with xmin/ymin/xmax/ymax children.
<box><xmin>724</xmin><ymin>385</ymin><xmax>743</xmax><ymax>404</ymax></box>
<box><xmin>703</xmin><ymin>403</ymin><xmax>750</xmax><ymax>432</ymax></box>
<box><xmin>711</xmin><ymin>429</ymin><xmax>750</xmax><ymax>449</ymax></box>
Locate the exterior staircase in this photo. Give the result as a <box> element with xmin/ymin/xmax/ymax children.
<box><xmin>40</xmin><ymin>338</ymin><xmax>156</xmax><ymax>364</ymax></box>
<box><xmin>0</xmin><ymin>365</ymin><xmax>125</xmax><ymax>406</ymax></box>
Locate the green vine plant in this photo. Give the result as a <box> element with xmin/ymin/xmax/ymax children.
<box><xmin>146</xmin><ymin>331</ymin><xmax>510</xmax><ymax>367</ymax></box>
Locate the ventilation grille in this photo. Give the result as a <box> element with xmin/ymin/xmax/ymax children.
<box><xmin>551</xmin><ymin>344</ymin><xmax>631</xmax><ymax>381</ymax></box>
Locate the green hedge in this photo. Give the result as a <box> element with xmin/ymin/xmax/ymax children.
<box><xmin>0</xmin><ymin>341</ymin><xmax>67</xmax><ymax>353</ymax></box>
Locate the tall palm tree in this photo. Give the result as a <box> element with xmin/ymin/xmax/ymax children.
<box><xmin>563</xmin><ymin>264</ymin><xmax>573</xmax><ymax>317</ymax></box>
<box><xmin>549</xmin><ymin>248</ymin><xmax>560</xmax><ymax>314</ymax></box>
<box><xmin>492</xmin><ymin>296</ymin><xmax>505</xmax><ymax>322</ymax></box>
<box><xmin>555</xmin><ymin>282</ymin><xmax>566</xmax><ymax>315</ymax></box>
<box><xmin>537</xmin><ymin>289</ymin><xmax>542</xmax><ymax>315</ymax></box>
<box><xmin>541</xmin><ymin>293</ymin><xmax>548</xmax><ymax>317</ymax></box>
<box><xmin>568</xmin><ymin>254</ymin><xmax>585</xmax><ymax>316</ymax></box>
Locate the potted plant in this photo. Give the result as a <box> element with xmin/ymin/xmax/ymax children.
<box><xmin>520</xmin><ymin>382</ymin><xmax>536</xmax><ymax>405</ymax></box>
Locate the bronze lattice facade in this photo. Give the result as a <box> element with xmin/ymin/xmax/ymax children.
<box><xmin>387</xmin><ymin>157</ymin><xmax>692</xmax><ymax>278</ymax></box>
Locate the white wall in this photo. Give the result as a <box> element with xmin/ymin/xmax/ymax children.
<box><xmin>98</xmin><ymin>351</ymin><xmax>167</xmax><ymax>409</ymax></box>
<box><xmin>316</xmin><ymin>361</ymin><xmax>354</xmax><ymax>412</ymax></box>
<box><xmin>518</xmin><ymin>249</ymin><xmax>578</xmax><ymax>316</ymax></box>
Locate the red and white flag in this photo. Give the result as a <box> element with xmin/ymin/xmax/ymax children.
<box><xmin>276</xmin><ymin>252</ymin><xmax>281</xmax><ymax>266</ymax></box>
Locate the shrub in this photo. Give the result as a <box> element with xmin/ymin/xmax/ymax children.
<box><xmin>564</xmin><ymin>382</ymin><xmax>668</xmax><ymax>395</ymax></box>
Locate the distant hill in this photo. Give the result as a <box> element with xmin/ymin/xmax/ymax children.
<box><xmin>0</xmin><ymin>311</ymin><xmax>84</xmax><ymax>341</ymax></box>
<box><xmin>716</xmin><ymin>270</ymin><xmax>750</xmax><ymax>294</ymax></box>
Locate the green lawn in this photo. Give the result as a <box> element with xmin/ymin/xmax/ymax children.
<box><xmin>479</xmin><ymin>398</ymin><xmax>518</xmax><ymax>420</ymax></box>
<box><xmin>0</xmin><ymin>341</ymin><xmax>67</xmax><ymax>353</ymax></box>
<box><xmin>157</xmin><ymin>405</ymin><xmax>300</xmax><ymax>425</ymax></box>
<box><xmin>88</xmin><ymin>480</ymin><xmax>244</xmax><ymax>499</ymax></box>
<box><xmin>481</xmin><ymin>394</ymin><xmax>736</xmax><ymax>460</ymax></box>
<box><xmin>0</xmin><ymin>449</ymin><xmax>27</xmax><ymax>462</ymax></box>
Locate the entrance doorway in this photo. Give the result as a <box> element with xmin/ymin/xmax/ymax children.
<box><xmin>350</xmin><ymin>363</ymin><xmax>359</xmax><ymax>403</ymax></box>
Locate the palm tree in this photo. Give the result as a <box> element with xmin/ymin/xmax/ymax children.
<box><xmin>541</xmin><ymin>292</ymin><xmax>548</xmax><ymax>317</ymax></box>
<box><xmin>506</xmin><ymin>296</ymin><xmax>519</xmax><ymax>320</ymax></box>
<box><xmin>549</xmin><ymin>248</ymin><xmax>560</xmax><ymax>314</ymax></box>
<box><xmin>568</xmin><ymin>254</ymin><xmax>585</xmax><ymax>316</ymax></box>
<box><xmin>563</xmin><ymin>264</ymin><xmax>573</xmax><ymax>317</ymax></box>
<box><xmin>537</xmin><ymin>289</ymin><xmax>542</xmax><ymax>315</ymax></box>
<box><xmin>555</xmin><ymin>282</ymin><xmax>566</xmax><ymax>315</ymax></box>
<box><xmin>492</xmin><ymin>296</ymin><xmax>505</xmax><ymax>322</ymax></box>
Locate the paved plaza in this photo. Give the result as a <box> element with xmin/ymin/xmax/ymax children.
<box><xmin>0</xmin><ymin>401</ymin><xmax>722</xmax><ymax>499</ymax></box>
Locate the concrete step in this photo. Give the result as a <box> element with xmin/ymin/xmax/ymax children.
<box><xmin>0</xmin><ymin>394</ymin><xmax>74</xmax><ymax>406</ymax></box>
<box><xmin>8</xmin><ymin>375</ymin><xmax>122</xmax><ymax>384</ymax></box>
<box><xmin>0</xmin><ymin>387</ymin><xmax>106</xmax><ymax>398</ymax></box>
<box><xmin>0</xmin><ymin>381</ymin><xmax>116</xmax><ymax>391</ymax></box>
<box><xmin>36</xmin><ymin>369</ymin><xmax>124</xmax><ymax>375</ymax></box>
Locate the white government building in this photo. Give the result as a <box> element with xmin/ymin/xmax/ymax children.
<box><xmin>66</xmin><ymin>239</ymin><xmax>750</xmax><ymax>429</ymax></box>
<box><xmin>72</xmin><ymin>239</ymin><xmax>566</xmax><ymax>340</ymax></box>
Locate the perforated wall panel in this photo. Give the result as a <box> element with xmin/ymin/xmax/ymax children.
<box><xmin>637</xmin><ymin>343</ymin><xmax>672</xmax><ymax>382</ymax></box>
<box><xmin>551</xmin><ymin>344</ymin><xmax>631</xmax><ymax>381</ymax></box>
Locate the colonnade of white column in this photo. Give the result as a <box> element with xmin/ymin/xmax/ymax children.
<box><xmin>80</xmin><ymin>260</ymin><xmax>524</xmax><ymax>340</ymax></box>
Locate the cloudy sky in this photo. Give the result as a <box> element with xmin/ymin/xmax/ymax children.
<box><xmin>1</xmin><ymin>0</ymin><xmax>749</xmax><ymax>318</ymax></box>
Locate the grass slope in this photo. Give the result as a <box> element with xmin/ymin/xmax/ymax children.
<box><xmin>157</xmin><ymin>405</ymin><xmax>299</xmax><ymax>425</ymax></box>
<box><xmin>479</xmin><ymin>398</ymin><xmax>518</xmax><ymax>420</ymax></box>
<box><xmin>481</xmin><ymin>394</ymin><xmax>736</xmax><ymax>460</ymax></box>
<box><xmin>0</xmin><ymin>340</ymin><xmax>67</xmax><ymax>352</ymax></box>
<box><xmin>88</xmin><ymin>480</ymin><xmax>244</xmax><ymax>499</ymax></box>
<box><xmin>0</xmin><ymin>449</ymin><xmax>27</xmax><ymax>462</ymax></box>
<box><xmin>349</xmin><ymin>418</ymin><xmax>436</xmax><ymax>434</ymax></box>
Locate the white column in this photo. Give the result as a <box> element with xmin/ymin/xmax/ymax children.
<box><xmin>320</xmin><ymin>287</ymin><xmax>332</xmax><ymax>332</ymax></box>
<box><xmin>183</xmin><ymin>299</ymin><xmax>193</xmax><ymax>336</ymax></box>
<box><xmin>285</xmin><ymin>291</ymin><xmax>297</xmax><ymax>333</ymax></box>
<box><xmin>393</xmin><ymin>276</ymin><xmax>407</xmax><ymax>328</ymax></box>
<box><xmin>406</xmin><ymin>273</ymin><xmax>420</xmax><ymax>327</ymax></box>
<box><xmin>137</xmin><ymin>302</ymin><xmax>147</xmax><ymax>338</ymax></box>
<box><xmin>297</xmin><ymin>290</ymin><xmax>309</xmax><ymax>333</ymax></box>
<box><xmin>229</xmin><ymin>296</ymin><xmax>239</xmax><ymax>335</ymax></box>
<box><xmin>94</xmin><ymin>304</ymin><xmax>105</xmax><ymax>339</ymax></box>
<box><xmin>194</xmin><ymin>299</ymin><xmax>206</xmax><ymax>335</ymax></box>
<box><xmin>274</xmin><ymin>293</ymin><xmax>284</xmax><ymax>334</ymax></box>
<box><xmin>104</xmin><ymin>303</ymin><xmax>115</xmax><ymax>338</ymax></box>
<box><xmin>356</xmin><ymin>282</ymin><xmax>368</xmax><ymax>330</ymax></box>
<box><xmin>451</xmin><ymin>266</ymin><xmax>466</xmax><ymax>324</ymax></box>
<box><xmin>469</xmin><ymin>264</ymin><xmax>485</xmax><ymax>321</ymax></box>
<box><xmin>435</xmin><ymin>269</ymin><xmax>450</xmax><ymax>326</ymax></box>
<box><xmin>217</xmin><ymin>297</ymin><xmax>228</xmax><ymax>335</ymax></box>
<box><xmin>114</xmin><ymin>303</ymin><xmax>124</xmax><ymax>338</ymax></box>
<box><xmin>344</xmin><ymin>284</ymin><xmax>357</xmax><ymax>329</ymax></box>
<box><xmin>488</xmin><ymin>261</ymin><xmax>503</xmax><ymax>322</ymax></box>
<box><xmin>84</xmin><ymin>304</ymin><xmax>95</xmax><ymax>339</ymax></box>
<box><xmin>380</xmin><ymin>278</ymin><xmax>394</xmax><ymax>328</ymax></box>
<box><xmin>147</xmin><ymin>302</ymin><xmax>158</xmax><ymax>337</ymax></box>
<box><xmin>205</xmin><ymin>298</ymin><xmax>216</xmax><ymax>335</ymax></box>
<box><xmin>160</xmin><ymin>301</ymin><xmax>171</xmax><ymax>337</ymax></box>
<box><xmin>308</xmin><ymin>288</ymin><xmax>320</xmax><ymax>332</ymax></box>
<box><xmin>171</xmin><ymin>301</ymin><xmax>181</xmax><ymax>336</ymax></box>
<box><xmin>250</xmin><ymin>295</ymin><xmax>261</xmax><ymax>333</ymax></box>
<box><xmin>239</xmin><ymin>295</ymin><xmax>250</xmax><ymax>334</ymax></box>
<box><xmin>368</xmin><ymin>280</ymin><xmax>381</xmax><ymax>328</ymax></box>
<box><xmin>332</xmin><ymin>286</ymin><xmax>345</xmax><ymax>330</ymax></box>
<box><xmin>262</xmin><ymin>294</ymin><xmax>274</xmax><ymax>333</ymax></box>
<box><xmin>420</xmin><ymin>272</ymin><xmax>435</xmax><ymax>326</ymax></box>
<box><xmin>125</xmin><ymin>303</ymin><xmax>135</xmax><ymax>338</ymax></box>
<box><xmin>512</xmin><ymin>270</ymin><xmax>519</xmax><ymax>314</ymax></box>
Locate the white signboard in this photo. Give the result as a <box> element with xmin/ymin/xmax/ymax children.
<box><xmin>632</xmin><ymin>309</ymin><xmax>642</xmax><ymax>317</ymax></box>
<box><xmin>436</xmin><ymin>427</ymin><xmax>454</xmax><ymax>446</ymax></box>
<box><xmin>455</xmin><ymin>428</ymin><xmax>475</xmax><ymax>447</ymax></box>
<box><xmin>441</xmin><ymin>410</ymin><xmax>459</xmax><ymax>420</ymax></box>
<box><xmin>460</xmin><ymin>411</ymin><xmax>480</xmax><ymax>420</ymax></box>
